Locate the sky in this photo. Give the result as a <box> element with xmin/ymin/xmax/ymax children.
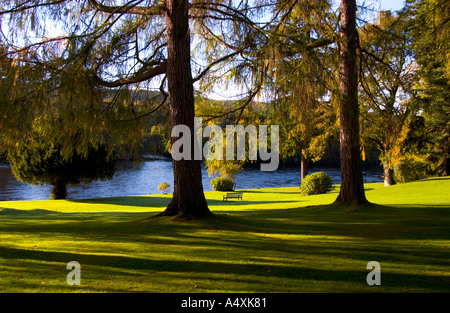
<box><xmin>377</xmin><ymin>0</ymin><xmax>406</xmax><ymax>11</ymax></box>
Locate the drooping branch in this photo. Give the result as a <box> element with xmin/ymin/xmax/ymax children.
<box><xmin>193</xmin><ymin>50</ymin><xmax>241</xmax><ymax>83</ymax></box>
<box><xmin>277</xmin><ymin>36</ymin><xmax>336</xmax><ymax>58</ymax></box>
<box><xmin>93</xmin><ymin>62</ymin><xmax>167</xmax><ymax>87</ymax></box>
<box><xmin>0</xmin><ymin>0</ymin><xmax>67</xmax><ymax>15</ymax></box>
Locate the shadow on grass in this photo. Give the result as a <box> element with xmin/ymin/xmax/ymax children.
<box><xmin>70</xmin><ymin>196</ymin><xmax>172</xmax><ymax>207</ymax></box>
<box><xmin>1</xmin><ymin>200</ymin><xmax>449</xmax><ymax>292</ymax></box>
<box><xmin>68</xmin><ymin>196</ymin><xmax>301</xmax><ymax>208</ymax></box>
<box><xmin>208</xmin><ymin>199</ymin><xmax>300</xmax><ymax>206</ymax></box>
<box><xmin>2</xmin><ymin>201</ymin><xmax>449</xmax><ymax>242</ymax></box>
<box><xmin>0</xmin><ymin>245</ymin><xmax>448</xmax><ymax>292</ymax></box>
<box><xmin>204</xmin><ymin>203</ymin><xmax>450</xmax><ymax>240</ymax></box>
<box><xmin>0</xmin><ymin>208</ymin><xmax>58</xmax><ymax>216</ymax></box>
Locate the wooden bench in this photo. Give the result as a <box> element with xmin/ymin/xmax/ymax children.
<box><xmin>223</xmin><ymin>192</ymin><xmax>243</xmax><ymax>202</ymax></box>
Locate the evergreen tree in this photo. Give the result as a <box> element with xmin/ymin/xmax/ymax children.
<box><xmin>406</xmin><ymin>0</ymin><xmax>450</xmax><ymax>175</ymax></box>
<box><xmin>8</xmin><ymin>130</ymin><xmax>115</xmax><ymax>200</ymax></box>
<box><xmin>265</xmin><ymin>6</ymin><xmax>339</xmax><ymax>182</ymax></box>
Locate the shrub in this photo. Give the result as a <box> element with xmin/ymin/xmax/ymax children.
<box><xmin>158</xmin><ymin>182</ymin><xmax>171</xmax><ymax>194</ymax></box>
<box><xmin>300</xmin><ymin>172</ymin><xmax>333</xmax><ymax>196</ymax></box>
<box><xmin>394</xmin><ymin>158</ymin><xmax>427</xmax><ymax>183</ymax></box>
<box><xmin>211</xmin><ymin>177</ymin><xmax>234</xmax><ymax>191</ymax></box>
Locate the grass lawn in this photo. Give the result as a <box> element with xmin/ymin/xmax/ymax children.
<box><xmin>0</xmin><ymin>177</ymin><xmax>449</xmax><ymax>293</ymax></box>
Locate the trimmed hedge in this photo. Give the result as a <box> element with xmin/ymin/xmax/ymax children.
<box><xmin>300</xmin><ymin>171</ymin><xmax>333</xmax><ymax>196</ymax></box>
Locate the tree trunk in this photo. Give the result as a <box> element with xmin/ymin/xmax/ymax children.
<box><xmin>443</xmin><ymin>157</ymin><xmax>449</xmax><ymax>176</ymax></box>
<box><xmin>383</xmin><ymin>159</ymin><xmax>395</xmax><ymax>186</ymax></box>
<box><xmin>334</xmin><ymin>0</ymin><xmax>369</xmax><ymax>205</ymax></box>
<box><xmin>300</xmin><ymin>153</ymin><xmax>309</xmax><ymax>183</ymax></box>
<box><xmin>159</xmin><ymin>0</ymin><xmax>212</xmax><ymax>218</ymax></box>
<box><xmin>51</xmin><ymin>179</ymin><xmax>67</xmax><ymax>200</ymax></box>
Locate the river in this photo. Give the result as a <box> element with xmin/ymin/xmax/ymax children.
<box><xmin>0</xmin><ymin>159</ymin><xmax>383</xmax><ymax>201</ymax></box>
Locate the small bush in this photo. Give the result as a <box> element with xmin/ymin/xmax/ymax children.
<box><xmin>394</xmin><ymin>158</ymin><xmax>427</xmax><ymax>183</ymax></box>
<box><xmin>211</xmin><ymin>177</ymin><xmax>234</xmax><ymax>191</ymax></box>
<box><xmin>158</xmin><ymin>182</ymin><xmax>171</xmax><ymax>194</ymax></box>
<box><xmin>300</xmin><ymin>172</ymin><xmax>333</xmax><ymax>196</ymax></box>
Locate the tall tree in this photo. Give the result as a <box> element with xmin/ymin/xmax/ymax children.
<box><xmin>205</xmin><ymin>0</ymin><xmax>368</xmax><ymax>203</ymax></box>
<box><xmin>161</xmin><ymin>0</ymin><xmax>211</xmax><ymax>217</ymax></box>
<box><xmin>334</xmin><ymin>0</ymin><xmax>368</xmax><ymax>204</ymax></box>
<box><xmin>0</xmin><ymin>0</ymin><xmax>263</xmax><ymax>218</ymax></box>
<box><xmin>359</xmin><ymin>11</ymin><xmax>415</xmax><ymax>186</ymax></box>
<box><xmin>264</xmin><ymin>1</ymin><xmax>339</xmax><ymax>182</ymax></box>
<box><xmin>406</xmin><ymin>0</ymin><xmax>450</xmax><ymax>175</ymax></box>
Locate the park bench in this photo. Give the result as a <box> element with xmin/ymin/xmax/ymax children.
<box><xmin>223</xmin><ymin>192</ymin><xmax>243</xmax><ymax>201</ymax></box>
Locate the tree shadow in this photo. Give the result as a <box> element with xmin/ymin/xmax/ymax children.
<box><xmin>68</xmin><ymin>196</ymin><xmax>301</xmax><ymax>208</ymax></box>
<box><xmin>0</xmin><ymin>245</ymin><xmax>447</xmax><ymax>292</ymax></box>
<box><xmin>207</xmin><ymin>199</ymin><xmax>300</xmax><ymax>206</ymax></box>
<box><xmin>0</xmin><ymin>208</ymin><xmax>59</xmax><ymax>216</ymax></box>
<box><xmin>1</xmin><ymin>199</ymin><xmax>449</xmax><ymax>292</ymax></box>
<box><xmin>69</xmin><ymin>196</ymin><xmax>172</xmax><ymax>207</ymax></box>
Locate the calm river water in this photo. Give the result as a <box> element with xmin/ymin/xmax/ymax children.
<box><xmin>0</xmin><ymin>159</ymin><xmax>383</xmax><ymax>201</ymax></box>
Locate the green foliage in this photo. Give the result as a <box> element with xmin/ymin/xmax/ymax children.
<box><xmin>203</xmin><ymin>124</ymin><xmax>244</xmax><ymax>185</ymax></box>
<box><xmin>394</xmin><ymin>158</ymin><xmax>428</xmax><ymax>183</ymax></box>
<box><xmin>359</xmin><ymin>11</ymin><xmax>414</xmax><ymax>175</ymax></box>
<box><xmin>405</xmin><ymin>0</ymin><xmax>450</xmax><ymax>175</ymax></box>
<box><xmin>210</xmin><ymin>177</ymin><xmax>234</xmax><ymax>191</ymax></box>
<box><xmin>300</xmin><ymin>171</ymin><xmax>333</xmax><ymax>196</ymax></box>
<box><xmin>158</xmin><ymin>182</ymin><xmax>171</xmax><ymax>194</ymax></box>
<box><xmin>264</xmin><ymin>2</ymin><xmax>339</xmax><ymax>166</ymax></box>
<box><xmin>7</xmin><ymin>132</ymin><xmax>115</xmax><ymax>199</ymax></box>
<box><xmin>206</xmin><ymin>159</ymin><xmax>242</xmax><ymax>183</ymax></box>
<box><xmin>149</xmin><ymin>124</ymin><xmax>171</xmax><ymax>155</ymax></box>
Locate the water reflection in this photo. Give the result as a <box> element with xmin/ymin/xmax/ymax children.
<box><xmin>0</xmin><ymin>160</ymin><xmax>383</xmax><ymax>201</ymax></box>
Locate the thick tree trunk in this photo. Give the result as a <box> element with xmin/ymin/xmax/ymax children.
<box><xmin>159</xmin><ymin>0</ymin><xmax>212</xmax><ymax>218</ymax></box>
<box><xmin>383</xmin><ymin>159</ymin><xmax>395</xmax><ymax>186</ymax></box>
<box><xmin>300</xmin><ymin>153</ymin><xmax>309</xmax><ymax>183</ymax></box>
<box><xmin>51</xmin><ymin>179</ymin><xmax>67</xmax><ymax>200</ymax></box>
<box><xmin>334</xmin><ymin>0</ymin><xmax>368</xmax><ymax>205</ymax></box>
<box><xmin>443</xmin><ymin>157</ymin><xmax>449</xmax><ymax>176</ymax></box>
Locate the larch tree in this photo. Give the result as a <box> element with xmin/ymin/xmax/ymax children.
<box><xmin>0</xmin><ymin>0</ymin><xmax>267</xmax><ymax>218</ymax></box>
<box><xmin>334</xmin><ymin>0</ymin><xmax>368</xmax><ymax>205</ymax></box>
<box><xmin>258</xmin><ymin>0</ymin><xmax>369</xmax><ymax>204</ymax></box>
<box><xmin>263</xmin><ymin>0</ymin><xmax>339</xmax><ymax>182</ymax></box>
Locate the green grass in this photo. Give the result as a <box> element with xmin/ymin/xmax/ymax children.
<box><xmin>0</xmin><ymin>177</ymin><xmax>449</xmax><ymax>293</ymax></box>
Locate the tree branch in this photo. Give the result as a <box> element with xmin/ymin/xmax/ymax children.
<box><xmin>193</xmin><ymin>51</ymin><xmax>241</xmax><ymax>83</ymax></box>
<box><xmin>0</xmin><ymin>0</ymin><xmax>66</xmax><ymax>15</ymax></box>
<box><xmin>93</xmin><ymin>62</ymin><xmax>167</xmax><ymax>87</ymax></box>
